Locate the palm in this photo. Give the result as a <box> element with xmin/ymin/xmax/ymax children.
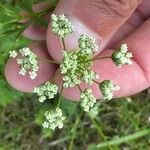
<box><xmin>5</xmin><ymin>0</ymin><xmax>150</xmax><ymax>100</ymax></box>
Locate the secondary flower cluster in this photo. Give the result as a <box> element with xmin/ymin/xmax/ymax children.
<box><xmin>8</xmin><ymin>13</ymin><xmax>133</xmax><ymax>131</ymax></box>
<box><xmin>112</xmin><ymin>44</ymin><xmax>133</xmax><ymax>67</ymax></box>
<box><xmin>42</xmin><ymin>108</ymin><xmax>66</xmax><ymax>130</ymax></box>
<box><xmin>9</xmin><ymin>48</ymin><xmax>39</xmax><ymax>79</ymax></box>
<box><xmin>99</xmin><ymin>80</ymin><xmax>120</xmax><ymax>100</ymax></box>
<box><xmin>80</xmin><ymin>89</ymin><xmax>97</xmax><ymax>112</ymax></box>
<box><xmin>51</xmin><ymin>14</ymin><xmax>74</xmax><ymax>38</ymax></box>
<box><xmin>33</xmin><ymin>82</ymin><xmax>58</xmax><ymax>102</ymax></box>
<box><xmin>78</xmin><ymin>34</ymin><xmax>98</xmax><ymax>54</ymax></box>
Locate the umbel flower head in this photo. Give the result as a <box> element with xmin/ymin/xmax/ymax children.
<box><xmin>99</xmin><ymin>80</ymin><xmax>120</xmax><ymax>100</ymax></box>
<box><xmin>51</xmin><ymin>14</ymin><xmax>74</xmax><ymax>38</ymax></box>
<box><xmin>60</xmin><ymin>50</ymin><xmax>98</xmax><ymax>88</ymax></box>
<box><xmin>12</xmin><ymin>47</ymin><xmax>39</xmax><ymax>80</ymax></box>
<box><xmin>42</xmin><ymin>108</ymin><xmax>66</xmax><ymax>130</ymax></box>
<box><xmin>33</xmin><ymin>82</ymin><xmax>58</xmax><ymax>103</ymax></box>
<box><xmin>80</xmin><ymin>89</ymin><xmax>97</xmax><ymax>112</ymax></box>
<box><xmin>112</xmin><ymin>44</ymin><xmax>133</xmax><ymax>67</ymax></box>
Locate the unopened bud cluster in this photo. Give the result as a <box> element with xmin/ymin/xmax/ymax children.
<box><xmin>99</xmin><ymin>80</ymin><xmax>120</xmax><ymax>100</ymax></box>
<box><xmin>112</xmin><ymin>44</ymin><xmax>133</xmax><ymax>67</ymax></box>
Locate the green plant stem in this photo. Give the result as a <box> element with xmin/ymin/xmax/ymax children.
<box><xmin>77</xmin><ymin>84</ymin><xmax>82</xmax><ymax>93</ymax></box>
<box><xmin>0</xmin><ymin>4</ymin><xmax>19</xmax><ymax>19</ymax></box>
<box><xmin>93</xmin><ymin>80</ymin><xmax>100</xmax><ymax>85</ymax></box>
<box><xmin>57</xmin><ymin>84</ymin><xmax>64</xmax><ymax>108</ymax></box>
<box><xmin>38</xmin><ymin>57</ymin><xmax>60</xmax><ymax>65</ymax></box>
<box><xmin>89</xmin><ymin>116</ymin><xmax>113</xmax><ymax>150</ymax></box>
<box><xmin>92</xmin><ymin>56</ymin><xmax>111</xmax><ymax>61</ymax></box>
<box><xmin>62</xmin><ymin>38</ymin><xmax>66</xmax><ymax>50</ymax></box>
<box><xmin>97</xmin><ymin>128</ymin><xmax>150</xmax><ymax>148</ymax></box>
<box><xmin>69</xmin><ymin>112</ymin><xmax>83</xmax><ymax>150</ymax></box>
<box><xmin>79</xmin><ymin>56</ymin><xmax>111</xmax><ymax>64</ymax></box>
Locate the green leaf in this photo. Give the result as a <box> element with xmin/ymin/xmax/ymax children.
<box><xmin>88</xmin><ymin>144</ymin><xmax>98</xmax><ymax>150</ymax></box>
<box><xmin>18</xmin><ymin>0</ymin><xmax>33</xmax><ymax>12</ymax></box>
<box><xmin>0</xmin><ymin>79</ymin><xmax>23</xmax><ymax>106</ymax></box>
<box><xmin>60</xmin><ymin>97</ymin><xmax>78</xmax><ymax>117</ymax></box>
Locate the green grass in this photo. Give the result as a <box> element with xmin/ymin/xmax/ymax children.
<box><xmin>0</xmin><ymin>1</ymin><xmax>150</xmax><ymax>150</ymax></box>
<box><xmin>0</xmin><ymin>92</ymin><xmax>150</xmax><ymax>150</ymax></box>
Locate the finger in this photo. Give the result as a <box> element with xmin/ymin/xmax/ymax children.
<box><xmin>107</xmin><ymin>0</ymin><xmax>150</xmax><ymax>48</ymax></box>
<box><xmin>23</xmin><ymin>24</ymin><xmax>47</xmax><ymax>41</ymax></box>
<box><xmin>5</xmin><ymin>41</ymin><xmax>57</xmax><ymax>92</ymax></box>
<box><xmin>23</xmin><ymin>1</ymin><xmax>52</xmax><ymax>41</ymax></box>
<box><xmin>54</xmin><ymin>18</ymin><xmax>150</xmax><ymax>101</ymax></box>
<box><xmin>46</xmin><ymin>0</ymin><xmax>142</xmax><ymax>61</ymax></box>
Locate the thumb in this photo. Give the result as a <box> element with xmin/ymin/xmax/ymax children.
<box><xmin>46</xmin><ymin>0</ymin><xmax>142</xmax><ymax>61</ymax></box>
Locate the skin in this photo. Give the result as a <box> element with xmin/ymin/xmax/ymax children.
<box><xmin>5</xmin><ymin>0</ymin><xmax>150</xmax><ymax>101</ymax></box>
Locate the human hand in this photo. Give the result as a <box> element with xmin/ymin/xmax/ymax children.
<box><xmin>5</xmin><ymin>0</ymin><xmax>150</xmax><ymax>101</ymax></box>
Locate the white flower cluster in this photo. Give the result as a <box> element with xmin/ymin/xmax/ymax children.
<box><xmin>112</xmin><ymin>44</ymin><xmax>133</xmax><ymax>67</ymax></box>
<box><xmin>99</xmin><ymin>80</ymin><xmax>120</xmax><ymax>100</ymax></box>
<box><xmin>42</xmin><ymin>108</ymin><xmax>65</xmax><ymax>130</ymax></box>
<box><xmin>78</xmin><ymin>34</ymin><xmax>98</xmax><ymax>54</ymax></box>
<box><xmin>9</xmin><ymin>50</ymin><xmax>18</xmax><ymax>58</ymax></box>
<box><xmin>60</xmin><ymin>50</ymin><xmax>98</xmax><ymax>88</ymax></box>
<box><xmin>80</xmin><ymin>89</ymin><xmax>97</xmax><ymax>112</ymax></box>
<box><xmin>15</xmin><ymin>48</ymin><xmax>39</xmax><ymax>79</ymax></box>
<box><xmin>33</xmin><ymin>82</ymin><xmax>58</xmax><ymax>103</ymax></box>
<box><xmin>51</xmin><ymin>14</ymin><xmax>74</xmax><ymax>38</ymax></box>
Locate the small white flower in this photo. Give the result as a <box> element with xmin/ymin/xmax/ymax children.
<box><xmin>33</xmin><ymin>82</ymin><xmax>58</xmax><ymax>102</ymax></box>
<box><xmin>51</xmin><ymin>14</ymin><xmax>74</xmax><ymax>38</ymax></box>
<box><xmin>29</xmin><ymin>71</ymin><xmax>37</xmax><ymax>79</ymax></box>
<box><xmin>80</xmin><ymin>89</ymin><xmax>97</xmax><ymax>112</ymax></box>
<box><xmin>43</xmin><ymin>108</ymin><xmax>65</xmax><ymax>130</ymax></box>
<box><xmin>19</xmin><ymin>68</ymin><xmax>26</xmax><ymax>76</ymax></box>
<box><xmin>42</xmin><ymin>121</ymin><xmax>49</xmax><ymax>128</ymax></box>
<box><xmin>78</xmin><ymin>34</ymin><xmax>98</xmax><ymax>54</ymax></box>
<box><xmin>148</xmin><ymin>116</ymin><xmax>150</xmax><ymax>123</ymax></box>
<box><xmin>99</xmin><ymin>80</ymin><xmax>120</xmax><ymax>100</ymax></box>
<box><xmin>112</xmin><ymin>43</ymin><xmax>133</xmax><ymax>67</ymax></box>
<box><xmin>9</xmin><ymin>50</ymin><xmax>17</xmax><ymax>58</ymax></box>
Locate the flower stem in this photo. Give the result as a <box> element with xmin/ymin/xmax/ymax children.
<box><xmin>89</xmin><ymin>116</ymin><xmax>113</xmax><ymax>150</ymax></box>
<box><xmin>93</xmin><ymin>80</ymin><xmax>100</xmax><ymax>85</ymax></box>
<box><xmin>38</xmin><ymin>57</ymin><xmax>60</xmax><ymax>65</ymax></box>
<box><xmin>92</xmin><ymin>56</ymin><xmax>111</xmax><ymax>61</ymax></box>
<box><xmin>69</xmin><ymin>112</ymin><xmax>83</xmax><ymax>150</ymax></box>
<box><xmin>62</xmin><ymin>38</ymin><xmax>66</xmax><ymax>50</ymax></box>
<box><xmin>77</xmin><ymin>84</ymin><xmax>82</xmax><ymax>93</ymax></box>
<box><xmin>79</xmin><ymin>56</ymin><xmax>111</xmax><ymax>64</ymax></box>
<box><xmin>57</xmin><ymin>83</ymin><xmax>64</xmax><ymax>108</ymax></box>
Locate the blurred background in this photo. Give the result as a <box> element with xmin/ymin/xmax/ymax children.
<box><xmin>0</xmin><ymin>0</ymin><xmax>150</xmax><ymax>150</ymax></box>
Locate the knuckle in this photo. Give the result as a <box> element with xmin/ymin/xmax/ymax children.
<box><xmin>92</xmin><ymin>0</ymin><xmax>142</xmax><ymax>18</ymax></box>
